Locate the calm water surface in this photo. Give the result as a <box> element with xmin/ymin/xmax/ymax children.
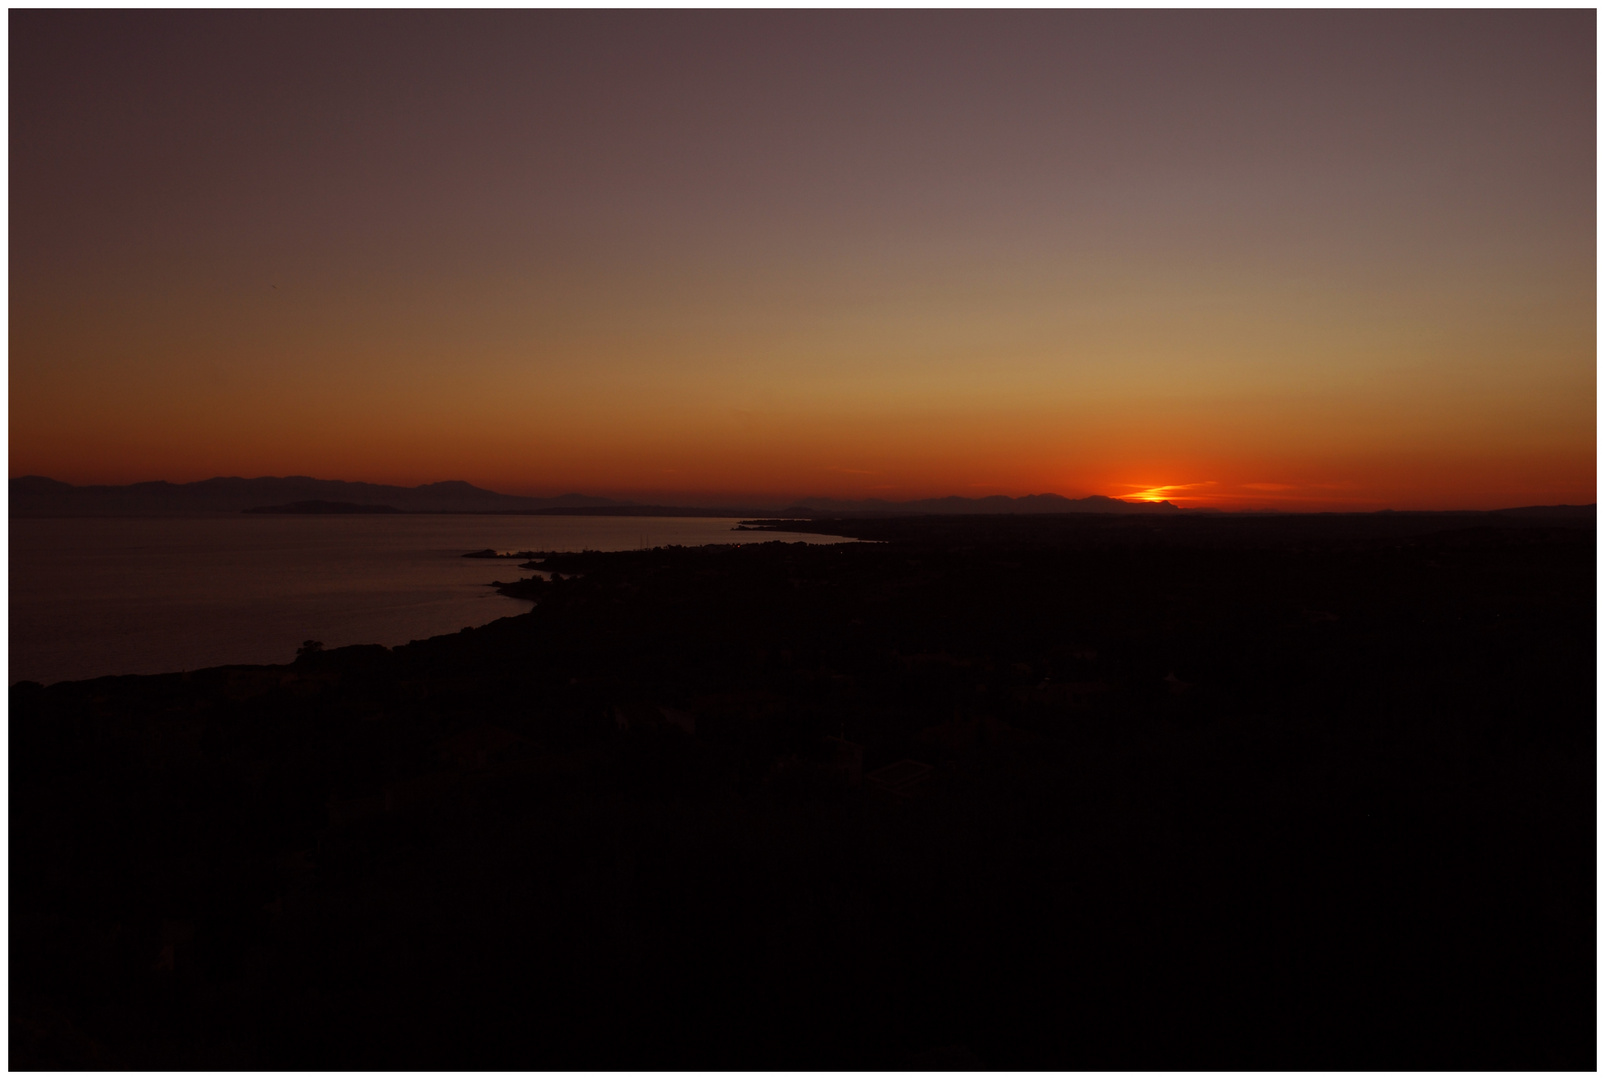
<box><xmin>11</xmin><ymin>515</ymin><xmax>840</xmax><ymax>685</ymax></box>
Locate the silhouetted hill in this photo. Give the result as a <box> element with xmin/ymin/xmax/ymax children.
<box><xmin>506</xmin><ymin>504</ymin><xmax>784</xmax><ymax>518</ymax></box>
<box><xmin>9</xmin><ymin>514</ymin><xmax>1593</xmax><ymax>1069</ymax></box>
<box><xmin>1488</xmin><ymin>503</ymin><xmax>1595</xmax><ymax>517</ymax></box>
<box><xmin>243</xmin><ymin>501</ymin><xmax>404</xmax><ymax>515</ymax></box>
<box><xmin>787</xmin><ymin>493</ymin><xmax>1181</xmax><ymax>516</ymax></box>
<box><xmin>9</xmin><ymin>476</ymin><xmax>620</xmax><ymax>516</ymax></box>
<box><xmin>14</xmin><ymin>475</ymin><xmax>1591</xmax><ymax>520</ymax></box>
<box><xmin>2</xmin><ymin>480</ymin><xmax>1202</xmax><ymax>519</ymax></box>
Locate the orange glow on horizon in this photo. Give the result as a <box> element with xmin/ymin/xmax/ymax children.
<box><xmin>1122</xmin><ymin>483</ymin><xmax>1215</xmax><ymax>505</ymax></box>
<box><xmin>8</xmin><ymin>12</ymin><xmax>1595</xmax><ymax>515</ymax></box>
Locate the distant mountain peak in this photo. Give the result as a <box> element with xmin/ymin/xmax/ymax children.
<box><xmin>9</xmin><ymin>475</ymin><xmax>622</xmax><ymax>516</ymax></box>
<box><xmin>779</xmin><ymin>492</ymin><xmax>1180</xmax><ymax>517</ymax></box>
<box><xmin>12</xmin><ymin>475</ymin><xmax>74</xmax><ymax>489</ymax></box>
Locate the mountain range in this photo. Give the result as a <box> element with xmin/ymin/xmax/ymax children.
<box><xmin>10</xmin><ymin>476</ymin><xmax>1591</xmax><ymax>519</ymax></box>
<box><xmin>9</xmin><ymin>476</ymin><xmax>1186</xmax><ymax>517</ymax></box>
<box><xmin>8</xmin><ymin>476</ymin><xmax>616</xmax><ymax>516</ymax></box>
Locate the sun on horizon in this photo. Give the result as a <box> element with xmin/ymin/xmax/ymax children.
<box><xmin>8</xmin><ymin>11</ymin><xmax>1594</xmax><ymax>515</ymax></box>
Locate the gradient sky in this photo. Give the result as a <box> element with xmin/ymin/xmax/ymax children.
<box><xmin>10</xmin><ymin>10</ymin><xmax>1596</xmax><ymax>509</ymax></box>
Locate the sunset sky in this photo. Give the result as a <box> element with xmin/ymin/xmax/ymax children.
<box><xmin>10</xmin><ymin>10</ymin><xmax>1596</xmax><ymax>509</ymax></box>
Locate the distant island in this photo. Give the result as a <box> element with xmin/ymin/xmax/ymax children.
<box><xmin>8</xmin><ymin>474</ymin><xmax>1594</xmax><ymax>520</ymax></box>
<box><xmin>11</xmin><ymin>509</ymin><xmax>1595</xmax><ymax>1070</ymax></box>
<box><xmin>9</xmin><ymin>475</ymin><xmax>615</xmax><ymax>516</ymax></box>
<box><xmin>9</xmin><ymin>475</ymin><xmax>1188</xmax><ymax>518</ymax></box>
<box><xmin>244</xmin><ymin>500</ymin><xmax>404</xmax><ymax>515</ymax></box>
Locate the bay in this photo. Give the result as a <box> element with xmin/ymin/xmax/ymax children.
<box><xmin>9</xmin><ymin>514</ymin><xmax>838</xmax><ymax>685</ymax></box>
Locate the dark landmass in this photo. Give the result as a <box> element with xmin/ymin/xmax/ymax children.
<box><xmin>493</xmin><ymin>503</ymin><xmax>785</xmax><ymax>517</ymax></box>
<box><xmin>1486</xmin><ymin>502</ymin><xmax>1596</xmax><ymax>517</ymax></box>
<box><xmin>785</xmin><ymin>492</ymin><xmax>1182</xmax><ymax>515</ymax></box>
<box><xmin>737</xmin><ymin>505</ymin><xmax>1597</xmax><ymax>544</ymax></box>
<box><xmin>8</xmin><ymin>475</ymin><xmax>1215</xmax><ymax>519</ymax></box>
<box><xmin>244</xmin><ymin>501</ymin><xmax>404</xmax><ymax>515</ymax></box>
<box><xmin>9</xmin><ymin>475</ymin><xmax>618</xmax><ymax>516</ymax></box>
<box><xmin>13</xmin><ymin>474</ymin><xmax>1595</xmax><ymax>521</ymax></box>
<box><xmin>11</xmin><ymin>513</ymin><xmax>1594</xmax><ymax>1069</ymax></box>
<box><xmin>495</xmin><ymin>494</ymin><xmax>1185</xmax><ymax>518</ymax></box>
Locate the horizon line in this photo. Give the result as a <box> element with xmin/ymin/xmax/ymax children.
<box><xmin>8</xmin><ymin>473</ymin><xmax>1595</xmax><ymax>517</ymax></box>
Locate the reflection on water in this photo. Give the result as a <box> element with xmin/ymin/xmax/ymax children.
<box><xmin>10</xmin><ymin>515</ymin><xmax>840</xmax><ymax>685</ymax></box>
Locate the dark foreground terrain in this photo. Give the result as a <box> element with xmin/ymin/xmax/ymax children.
<box><xmin>11</xmin><ymin>513</ymin><xmax>1595</xmax><ymax>1069</ymax></box>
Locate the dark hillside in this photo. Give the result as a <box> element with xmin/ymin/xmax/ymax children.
<box><xmin>10</xmin><ymin>514</ymin><xmax>1594</xmax><ymax>1069</ymax></box>
<box><xmin>8</xmin><ymin>475</ymin><xmax>617</xmax><ymax>516</ymax></box>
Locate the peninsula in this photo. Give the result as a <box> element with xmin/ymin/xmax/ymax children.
<box><xmin>11</xmin><ymin>510</ymin><xmax>1593</xmax><ymax>1069</ymax></box>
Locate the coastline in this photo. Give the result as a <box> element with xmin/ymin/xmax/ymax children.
<box><xmin>10</xmin><ymin>515</ymin><xmax>845</xmax><ymax>686</ymax></box>
<box><xmin>12</xmin><ymin>514</ymin><xmax>1594</xmax><ymax>1067</ymax></box>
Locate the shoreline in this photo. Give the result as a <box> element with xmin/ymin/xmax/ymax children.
<box><xmin>12</xmin><ymin>514</ymin><xmax>1594</xmax><ymax>1068</ymax></box>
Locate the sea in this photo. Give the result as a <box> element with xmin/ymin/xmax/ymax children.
<box><xmin>9</xmin><ymin>514</ymin><xmax>842</xmax><ymax>685</ymax></box>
